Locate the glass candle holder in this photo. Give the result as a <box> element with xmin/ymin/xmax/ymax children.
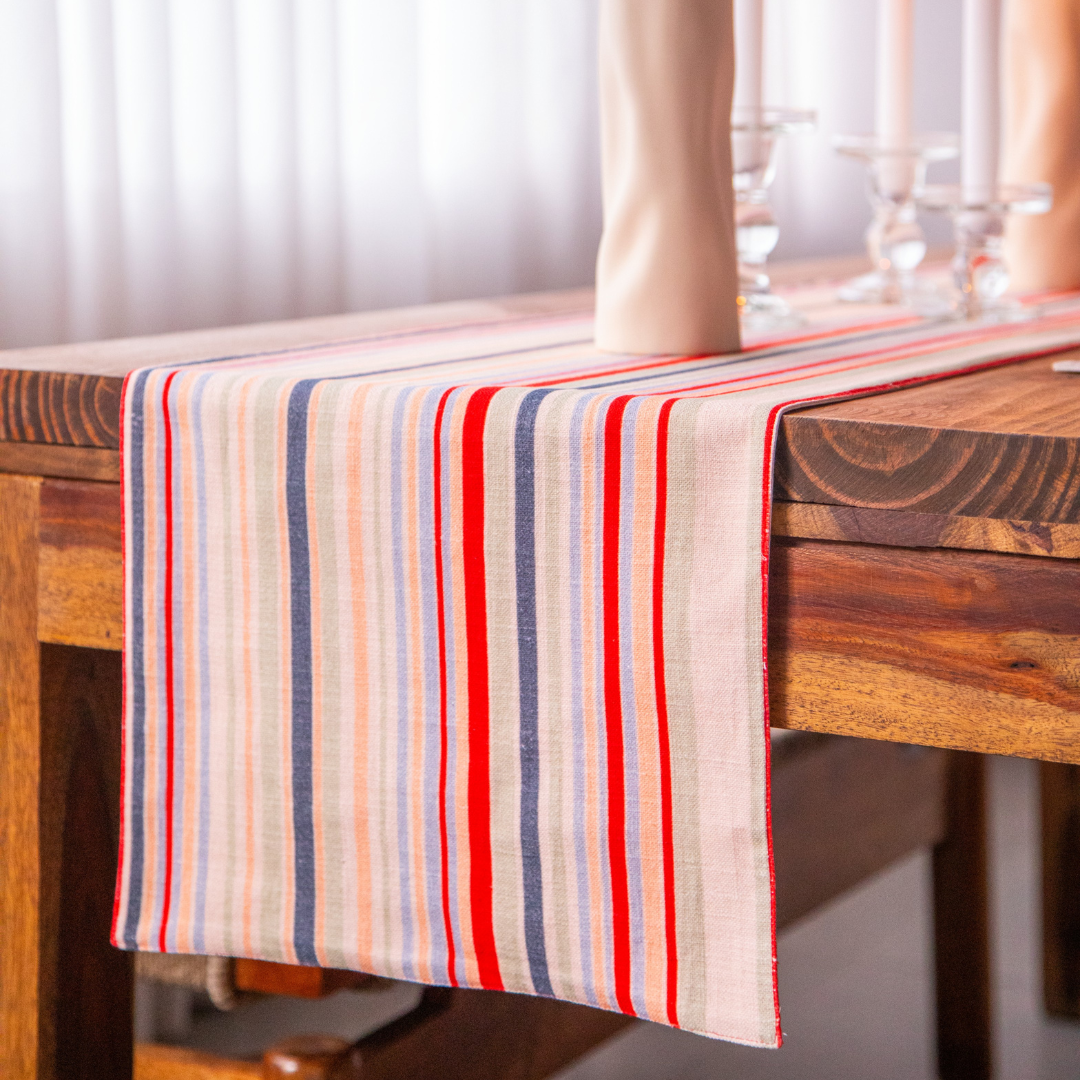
<box><xmin>915</xmin><ymin>183</ymin><xmax>1053</xmax><ymax>319</ymax></box>
<box><xmin>833</xmin><ymin>132</ymin><xmax>959</xmax><ymax>306</ymax></box>
<box><xmin>732</xmin><ymin>106</ymin><xmax>816</xmax><ymax>330</ymax></box>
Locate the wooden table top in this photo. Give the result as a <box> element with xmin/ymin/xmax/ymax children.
<box><xmin>2</xmin><ymin>289</ymin><xmax>1079</xmax><ymax>546</ymax></box>
<box><xmin>4</xmin><ymin>286</ymin><xmax>1079</xmax><ymax>764</ymax></box>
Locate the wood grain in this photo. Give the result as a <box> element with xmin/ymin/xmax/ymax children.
<box><xmin>933</xmin><ymin>753</ymin><xmax>991</xmax><ymax>1080</ymax></box>
<box><xmin>1041</xmin><ymin>761</ymin><xmax>1080</xmax><ymax>1019</ymax></box>
<box><xmin>777</xmin><ymin>354</ymin><xmax>1080</xmax><ymax>522</ymax></box>
<box><xmin>0</xmin><ymin>443</ymin><xmax>121</xmax><ymax>482</ymax></box>
<box><xmin>0</xmin><ymin>474</ymin><xmax>42</xmax><ymax>1079</ymax></box>
<box><xmin>33</xmin><ymin>485</ymin><xmax>1080</xmax><ymax>759</ymax></box>
<box><xmin>134</xmin><ymin>1044</ymin><xmax>259</xmax><ymax>1080</ymax></box>
<box><xmin>773</xmin><ymin>500</ymin><xmax>1080</xmax><ymax>559</ymax></box>
<box><xmin>37</xmin><ymin>480</ymin><xmax>122</xmax><ymax>651</ymax></box>
<box><xmin>0</xmin><ymin>370</ymin><xmax>122</xmax><ymax>448</ymax></box>
<box><xmin>768</xmin><ymin>538</ymin><xmax>1080</xmax><ymax>762</ymax></box>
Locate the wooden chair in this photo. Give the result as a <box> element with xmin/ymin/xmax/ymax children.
<box><xmin>125</xmin><ymin>730</ymin><xmax>989</xmax><ymax>1080</ymax></box>
<box><xmin>1042</xmin><ymin>762</ymin><xmax>1080</xmax><ymax>1021</ymax></box>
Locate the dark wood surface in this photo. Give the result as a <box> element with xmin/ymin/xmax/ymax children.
<box><xmin>41</xmin><ymin>646</ymin><xmax>132</xmax><ymax>1080</ymax></box>
<box><xmin>777</xmin><ymin>354</ymin><xmax>1080</xmax><ymax>521</ymax></box>
<box><xmin>1042</xmin><ymin>761</ymin><xmax>1080</xmax><ymax>1019</ymax></box>
<box><xmin>933</xmin><ymin>753</ymin><xmax>992</xmax><ymax>1080</ymax></box>
<box><xmin>774</xmin><ymin>500</ymin><xmax>1080</xmax><ymax>560</ymax></box>
<box><xmin>0</xmin><ymin>370</ymin><xmax>121</xmax><ymax>448</ymax></box>
<box><xmin>768</xmin><ymin>537</ymin><xmax>1080</xmax><ymax>762</ymax></box>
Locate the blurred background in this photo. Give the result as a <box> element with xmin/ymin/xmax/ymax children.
<box><xmin>0</xmin><ymin>0</ymin><xmax>963</xmax><ymax>350</ymax></box>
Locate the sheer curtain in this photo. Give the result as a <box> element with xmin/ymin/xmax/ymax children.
<box><xmin>0</xmin><ymin>0</ymin><xmax>963</xmax><ymax>350</ymax></box>
<box><xmin>0</xmin><ymin>0</ymin><xmax>602</xmax><ymax>347</ymax></box>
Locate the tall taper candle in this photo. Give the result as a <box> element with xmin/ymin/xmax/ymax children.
<box><xmin>962</xmin><ymin>0</ymin><xmax>1001</xmax><ymax>193</ymax></box>
<box><xmin>876</xmin><ymin>0</ymin><xmax>914</xmax><ymax>150</ymax></box>
<box><xmin>734</xmin><ymin>0</ymin><xmax>764</xmax><ymax>111</ymax></box>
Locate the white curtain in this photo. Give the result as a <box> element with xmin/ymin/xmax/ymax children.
<box><xmin>0</xmin><ymin>0</ymin><xmax>602</xmax><ymax>348</ymax></box>
<box><xmin>0</xmin><ymin>0</ymin><xmax>965</xmax><ymax>350</ymax></box>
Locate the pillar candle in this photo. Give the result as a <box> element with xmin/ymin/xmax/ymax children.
<box><xmin>962</xmin><ymin>0</ymin><xmax>1002</xmax><ymax>192</ymax></box>
<box><xmin>1002</xmin><ymin>0</ymin><xmax>1080</xmax><ymax>290</ymax></box>
<box><xmin>875</xmin><ymin>0</ymin><xmax>914</xmax><ymax>150</ymax></box>
<box><xmin>595</xmin><ymin>0</ymin><xmax>740</xmax><ymax>356</ymax></box>
<box><xmin>734</xmin><ymin>0</ymin><xmax>764</xmax><ymax>111</ymax></box>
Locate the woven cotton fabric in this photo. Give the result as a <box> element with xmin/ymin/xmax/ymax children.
<box><xmin>114</xmin><ymin>294</ymin><xmax>1080</xmax><ymax>1046</ymax></box>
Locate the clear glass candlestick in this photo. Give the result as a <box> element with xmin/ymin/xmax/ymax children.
<box><xmin>833</xmin><ymin>133</ymin><xmax>959</xmax><ymax>306</ymax></box>
<box><xmin>916</xmin><ymin>182</ymin><xmax>1052</xmax><ymax>319</ymax></box>
<box><xmin>732</xmin><ymin>106</ymin><xmax>816</xmax><ymax>330</ymax></box>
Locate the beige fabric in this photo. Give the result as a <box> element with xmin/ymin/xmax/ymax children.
<box><xmin>1003</xmin><ymin>0</ymin><xmax>1080</xmax><ymax>291</ymax></box>
<box><xmin>595</xmin><ymin>0</ymin><xmax>741</xmax><ymax>355</ymax></box>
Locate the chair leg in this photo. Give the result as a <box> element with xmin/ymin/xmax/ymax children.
<box><xmin>932</xmin><ymin>751</ymin><xmax>992</xmax><ymax>1080</ymax></box>
<box><xmin>1041</xmin><ymin>761</ymin><xmax>1080</xmax><ymax>1019</ymax></box>
<box><xmin>354</xmin><ymin>986</ymin><xmax>634</xmax><ymax>1080</ymax></box>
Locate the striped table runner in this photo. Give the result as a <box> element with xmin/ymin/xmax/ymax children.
<box><xmin>113</xmin><ymin>291</ymin><xmax>1080</xmax><ymax>1047</ymax></box>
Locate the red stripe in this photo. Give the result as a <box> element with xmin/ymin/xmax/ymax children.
<box><xmin>519</xmin><ymin>314</ymin><xmax>922</xmax><ymax>391</ymax></box>
<box><xmin>159</xmin><ymin>370</ymin><xmax>179</xmax><ymax>952</ymax></box>
<box><xmin>433</xmin><ymin>387</ymin><xmax>458</xmax><ymax>985</ymax></box>
<box><xmin>652</xmin><ymin>398</ymin><xmax>679</xmax><ymax>1026</ymax></box>
<box><xmin>656</xmin><ymin>313</ymin><xmax>1080</xmax><ymax>399</ymax></box>
<box><xmin>111</xmin><ymin>371</ymin><xmax>135</xmax><ymax>946</ymax></box>
<box><xmin>748</xmin><ymin>341</ymin><xmax>1080</xmax><ymax>1047</ymax></box>
<box><xmin>602</xmin><ymin>395</ymin><xmax>634</xmax><ymax>1015</ymax></box>
<box><xmin>759</xmin><ymin>402</ymin><xmax>786</xmax><ymax>1046</ymax></box>
<box><xmin>461</xmin><ymin>386</ymin><xmax>504</xmax><ymax>990</ymax></box>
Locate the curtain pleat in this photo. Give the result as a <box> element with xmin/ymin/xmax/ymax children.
<box><xmin>0</xmin><ymin>0</ymin><xmax>964</xmax><ymax>350</ymax></box>
<box><xmin>0</xmin><ymin>0</ymin><xmax>603</xmax><ymax>348</ymax></box>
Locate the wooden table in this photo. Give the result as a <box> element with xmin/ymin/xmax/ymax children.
<box><xmin>2</xmin><ymin>291</ymin><xmax>1079</xmax><ymax>1079</ymax></box>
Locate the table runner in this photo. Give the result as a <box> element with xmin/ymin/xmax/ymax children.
<box><xmin>113</xmin><ymin>290</ymin><xmax>1080</xmax><ymax>1047</ymax></box>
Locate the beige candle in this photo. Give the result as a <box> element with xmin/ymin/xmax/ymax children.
<box><xmin>595</xmin><ymin>0</ymin><xmax>741</xmax><ymax>356</ymax></box>
<box><xmin>1002</xmin><ymin>0</ymin><xmax>1080</xmax><ymax>291</ymax></box>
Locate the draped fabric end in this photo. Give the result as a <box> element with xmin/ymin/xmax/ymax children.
<box><xmin>114</xmin><ymin>291</ymin><xmax>1080</xmax><ymax>1047</ymax></box>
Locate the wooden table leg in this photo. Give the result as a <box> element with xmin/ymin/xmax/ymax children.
<box><xmin>0</xmin><ymin>472</ymin><xmax>132</xmax><ymax>1080</ymax></box>
<box><xmin>355</xmin><ymin>986</ymin><xmax>635</xmax><ymax>1080</ymax></box>
<box><xmin>1</xmin><ymin>474</ymin><xmax>46</xmax><ymax>1077</ymax></box>
<box><xmin>932</xmin><ymin>751</ymin><xmax>992</xmax><ymax>1080</ymax></box>
<box><xmin>1041</xmin><ymin>761</ymin><xmax>1080</xmax><ymax>1019</ymax></box>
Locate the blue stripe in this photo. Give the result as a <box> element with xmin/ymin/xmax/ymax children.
<box><xmin>122</xmin><ymin>371</ymin><xmax>150</xmax><ymax>948</ymax></box>
<box><xmin>286</xmin><ymin>379</ymin><xmax>318</xmax><ymax>965</ymax></box>
<box><xmin>515</xmin><ymin>387</ymin><xmax>555</xmax><ymax>996</ymax></box>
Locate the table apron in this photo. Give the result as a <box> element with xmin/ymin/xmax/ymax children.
<box><xmin>31</xmin><ymin>478</ymin><xmax>1080</xmax><ymax>764</ymax></box>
